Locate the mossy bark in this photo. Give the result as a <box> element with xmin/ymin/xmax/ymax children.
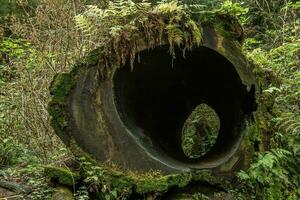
<box><xmin>44</xmin><ymin>166</ymin><xmax>79</xmax><ymax>186</ymax></box>
<box><xmin>48</xmin><ymin>22</ymin><xmax>258</xmax><ymax>197</ymax></box>
<box><xmin>51</xmin><ymin>186</ymin><xmax>73</xmax><ymax>200</ymax></box>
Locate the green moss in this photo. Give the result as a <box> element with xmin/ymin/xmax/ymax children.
<box><xmin>70</xmin><ymin>140</ymin><xmax>135</xmax><ymax>196</ymax></box>
<box><xmin>52</xmin><ymin>186</ymin><xmax>73</xmax><ymax>200</ymax></box>
<box><xmin>135</xmin><ymin>173</ymin><xmax>191</xmax><ymax>193</ymax></box>
<box><xmin>75</xmin><ymin>1</ymin><xmax>204</xmax><ymax>71</ymax></box>
<box><xmin>48</xmin><ymin>58</ymin><xmax>91</xmax><ymax>144</ymax></box>
<box><xmin>45</xmin><ymin>166</ymin><xmax>79</xmax><ymax>186</ymax></box>
<box><xmin>192</xmin><ymin>170</ymin><xmax>229</xmax><ymax>189</ymax></box>
<box><xmin>213</xmin><ymin>14</ymin><xmax>243</xmax><ymax>42</ymax></box>
<box><xmin>199</xmin><ymin>12</ymin><xmax>244</xmax><ymax>43</ymax></box>
<box><xmin>69</xmin><ymin>139</ymin><xmax>230</xmax><ymax>197</ymax></box>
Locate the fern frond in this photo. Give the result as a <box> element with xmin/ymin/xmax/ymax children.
<box><xmin>166</xmin><ymin>24</ymin><xmax>184</xmax><ymax>46</ymax></box>
<box><xmin>153</xmin><ymin>1</ymin><xmax>184</xmax><ymax>15</ymax></box>
<box><xmin>276</xmin><ymin>113</ymin><xmax>300</xmax><ymax>136</ymax></box>
<box><xmin>75</xmin><ymin>0</ymin><xmax>203</xmax><ymax>71</ymax></box>
<box><xmin>185</xmin><ymin>20</ymin><xmax>202</xmax><ymax>46</ymax></box>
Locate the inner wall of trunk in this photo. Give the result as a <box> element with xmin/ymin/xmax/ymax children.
<box><xmin>114</xmin><ymin>45</ymin><xmax>247</xmax><ymax>164</ymax></box>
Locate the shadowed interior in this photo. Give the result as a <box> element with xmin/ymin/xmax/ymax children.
<box><xmin>113</xmin><ymin>45</ymin><xmax>253</xmax><ymax>165</ymax></box>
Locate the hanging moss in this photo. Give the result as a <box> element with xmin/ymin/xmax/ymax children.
<box><xmin>75</xmin><ymin>1</ymin><xmax>202</xmax><ymax>75</ymax></box>
<box><xmin>72</xmin><ymin>0</ymin><xmax>246</xmax><ymax>79</ymax></box>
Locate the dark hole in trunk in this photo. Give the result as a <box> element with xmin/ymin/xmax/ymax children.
<box><xmin>113</xmin><ymin>45</ymin><xmax>252</xmax><ymax>166</ymax></box>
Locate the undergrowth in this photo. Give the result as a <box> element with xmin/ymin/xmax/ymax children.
<box><xmin>234</xmin><ymin>1</ymin><xmax>300</xmax><ymax>199</ymax></box>
<box><xmin>0</xmin><ymin>0</ymin><xmax>299</xmax><ymax>199</ymax></box>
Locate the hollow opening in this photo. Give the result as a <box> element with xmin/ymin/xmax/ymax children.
<box><xmin>113</xmin><ymin>45</ymin><xmax>251</xmax><ymax>165</ymax></box>
<box><xmin>181</xmin><ymin>103</ymin><xmax>220</xmax><ymax>159</ymax></box>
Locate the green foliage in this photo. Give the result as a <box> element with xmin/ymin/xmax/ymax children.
<box><xmin>0</xmin><ymin>137</ymin><xmax>22</xmax><ymax>167</ymax></box>
<box><xmin>0</xmin><ymin>0</ymin><xmax>38</xmax><ymax>40</ymax></box>
<box><xmin>78</xmin><ymin>155</ymin><xmax>133</xmax><ymax>199</ymax></box>
<box><xmin>1</xmin><ymin>164</ymin><xmax>54</xmax><ymax>199</ymax></box>
<box><xmin>0</xmin><ymin>0</ymin><xmax>299</xmax><ymax>199</ymax></box>
<box><xmin>0</xmin><ymin>0</ymin><xmax>38</xmax><ymax>19</ymax></box>
<box><xmin>72</xmin><ymin>142</ymin><xmax>225</xmax><ymax>199</ymax></box>
<box><xmin>75</xmin><ymin>0</ymin><xmax>202</xmax><ymax>71</ymax></box>
<box><xmin>192</xmin><ymin>193</ymin><xmax>210</xmax><ymax>200</ymax></box>
<box><xmin>181</xmin><ymin>104</ymin><xmax>220</xmax><ymax>158</ymax></box>
<box><xmin>0</xmin><ymin>38</ymin><xmax>38</xmax><ymax>73</ymax></box>
<box><xmin>236</xmin><ymin>2</ymin><xmax>300</xmax><ymax>197</ymax></box>
<box><xmin>186</xmin><ymin>1</ymin><xmax>248</xmax><ymax>41</ymax></box>
<box><xmin>210</xmin><ymin>1</ymin><xmax>299</xmax><ymax>199</ymax></box>
<box><xmin>75</xmin><ymin>186</ymin><xmax>89</xmax><ymax>200</ymax></box>
<box><xmin>0</xmin><ymin>37</ymin><xmax>38</xmax><ymax>143</ymax></box>
<box><xmin>0</xmin><ymin>136</ymin><xmax>39</xmax><ymax>168</ymax></box>
<box><xmin>25</xmin><ymin>165</ymin><xmax>55</xmax><ymax>200</ymax></box>
<box><xmin>241</xmin><ymin>0</ymin><xmax>299</xmax><ymax>47</ymax></box>
<box><xmin>238</xmin><ymin>149</ymin><xmax>300</xmax><ymax>199</ymax></box>
<box><xmin>44</xmin><ymin>165</ymin><xmax>79</xmax><ymax>186</ymax></box>
<box><xmin>79</xmin><ymin>152</ymin><xmax>191</xmax><ymax>198</ymax></box>
<box><xmin>0</xmin><ymin>38</ymin><xmax>30</xmax><ymax>59</ymax></box>
<box><xmin>246</xmin><ymin>40</ymin><xmax>300</xmax><ymax>153</ymax></box>
<box><xmin>217</xmin><ymin>0</ymin><xmax>249</xmax><ymax>17</ymax></box>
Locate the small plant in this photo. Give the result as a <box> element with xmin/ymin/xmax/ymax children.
<box><xmin>192</xmin><ymin>193</ymin><xmax>210</xmax><ymax>200</ymax></box>
<box><xmin>78</xmin><ymin>156</ymin><xmax>133</xmax><ymax>200</ymax></box>
<box><xmin>0</xmin><ymin>137</ymin><xmax>22</xmax><ymax>167</ymax></box>
<box><xmin>75</xmin><ymin>186</ymin><xmax>89</xmax><ymax>200</ymax></box>
<box><xmin>238</xmin><ymin>149</ymin><xmax>299</xmax><ymax>199</ymax></box>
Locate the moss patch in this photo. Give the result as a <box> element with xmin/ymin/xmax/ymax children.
<box><xmin>134</xmin><ymin>173</ymin><xmax>192</xmax><ymax>194</ymax></box>
<box><xmin>68</xmin><ymin>139</ymin><xmax>230</xmax><ymax>198</ymax></box>
<box><xmin>51</xmin><ymin>186</ymin><xmax>73</xmax><ymax>200</ymax></box>
<box><xmin>45</xmin><ymin>166</ymin><xmax>79</xmax><ymax>186</ymax></box>
<box><xmin>48</xmin><ymin>50</ymin><xmax>100</xmax><ymax>144</ymax></box>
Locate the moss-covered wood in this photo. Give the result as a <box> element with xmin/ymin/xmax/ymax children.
<box><xmin>44</xmin><ymin>166</ymin><xmax>80</xmax><ymax>186</ymax></box>
<box><xmin>48</xmin><ymin>1</ymin><xmax>258</xmax><ymax>197</ymax></box>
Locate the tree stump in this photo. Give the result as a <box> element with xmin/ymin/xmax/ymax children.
<box><xmin>48</xmin><ymin>25</ymin><xmax>257</xmax><ymax>175</ymax></box>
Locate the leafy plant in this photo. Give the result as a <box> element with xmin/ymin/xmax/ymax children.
<box><xmin>75</xmin><ymin>186</ymin><xmax>89</xmax><ymax>200</ymax></box>
<box><xmin>192</xmin><ymin>192</ymin><xmax>210</xmax><ymax>200</ymax></box>
<box><xmin>232</xmin><ymin>1</ymin><xmax>300</xmax><ymax>199</ymax></box>
<box><xmin>75</xmin><ymin>0</ymin><xmax>202</xmax><ymax>71</ymax></box>
<box><xmin>78</xmin><ymin>156</ymin><xmax>132</xmax><ymax>200</ymax></box>
<box><xmin>0</xmin><ymin>38</ymin><xmax>37</xmax><ymax>72</ymax></box>
<box><xmin>238</xmin><ymin>149</ymin><xmax>299</xmax><ymax>199</ymax></box>
<box><xmin>0</xmin><ymin>137</ymin><xmax>21</xmax><ymax>167</ymax></box>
